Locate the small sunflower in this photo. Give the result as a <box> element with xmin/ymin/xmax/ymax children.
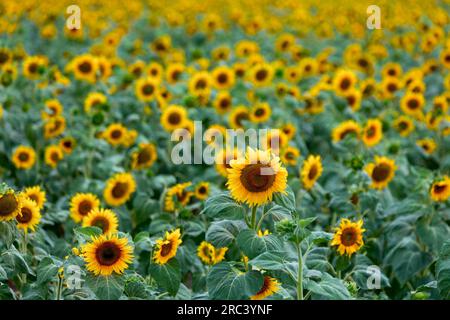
<box><xmin>102</xmin><ymin>123</ymin><xmax>128</xmax><ymax>146</ymax></box>
<box><xmin>344</xmin><ymin>88</ymin><xmax>362</xmax><ymax>111</ymax></box>
<box><xmin>250</xmin><ymin>276</ymin><xmax>280</xmax><ymax>300</ymax></box>
<box><xmin>381</xmin><ymin>77</ymin><xmax>401</xmax><ymax>99</ymax></box>
<box><xmin>103</xmin><ymin>172</ymin><xmax>137</xmax><ymax>207</ymax></box>
<box><xmin>44</xmin><ymin>145</ymin><xmax>64</xmax><ymax>168</ymax></box>
<box><xmin>12</xmin><ymin>146</ymin><xmax>36</xmax><ymax>170</ymax></box>
<box><xmin>153</xmin><ymin>229</ymin><xmax>182</xmax><ymax>265</ymax></box>
<box><xmin>300</xmin><ymin>155</ymin><xmax>323</xmax><ymax>190</ymax></box>
<box><xmin>213</xmin><ymin>91</ymin><xmax>232</xmax><ymax>114</ymax></box>
<box><xmin>41</xmin><ymin>99</ymin><xmax>63</xmax><ymax>120</ymax></box>
<box><xmin>22</xmin><ymin>186</ymin><xmax>46</xmax><ymax>210</ymax></box>
<box><xmin>23</xmin><ymin>56</ymin><xmax>46</xmax><ymax>80</ymax></box>
<box><xmin>160</xmin><ymin>105</ymin><xmax>188</xmax><ymax>132</ymax></box>
<box><xmin>188</xmin><ymin>71</ymin><xmax>212</xmax><ymax>94</ymax></box>
<box><xmin>164</xmin><ymin>182</ymin><xmax>193</xmax><ymax>212</ymax></box>
<box><xmin>82</xmin><ymin>208</ymin><xmax>119</xmax><ymax>235</ymax></box>
<box><xmin>227</xmin><ymin>148</ymin><xmax>288</xmax><ymax>207</ymax></box>
<box><xmin>59</xmin><ymin>137</ymin><xmax>76</xmax><ymax>154</ymax></box>
<box><xmin>70</xmin><ymin>193</ymin><xmax>100</xmax><ymax>223</ymax></box>
<box><xmin>365</xmin><ymin>156</ymin><xmax>396</xmax><ymax>190</ymax></box>
<box><xmin>362</xmin><ymin>119</ymin><xmax>383</xmax><ymax>147</ymax></box>
<box><xmin>135</xmin><ymin>77</ymin><xmax>159</xmax><ymax>102</ymax></box>
<box><xmin>16</xmin><ymin>197</ymin><xmax>41</xmax><ymax>233</ymax></box>
<box><xmin>229</xmin><ymin>106</ymin><xmax>250</xmax><ymax>129</ymax></box>
<box><xmin>166</xmin><ymin>63</ymin><xmax>184</xmax><ymax>84</ymax></box>
<box><xmin>195</xmin><ymin>182</ymin><xmax>210</xmax><ymax>200</ymax></box>
<box><xmin>417</xmin><ymin>138</ymin><xmax>437</xmax><ymax>155</ymax></box>
<box><xmin>332</xmin><ymin>120</ymin><xmax>361</xmax><ymax>142</ymax></box>
<box><xmin>400</xmin><ymin>92</ymin><xmax>425</xmax><ymax>117</ymax></box>
<box><xmin>197</xmin><ymin>241</ymin><xmax>228</xmax><ymax>265</ymax></box>
<box><xmin>393</xmin><ymin>116</ymin><xmax>415</xmax><ymax>137</ymax></box>
<box><xmin>430</xmin><ymin>176</ymin><xmax>450</xmax><ymax>202</ymax></box>
<box><xmin>250</xmin><ymin>102</ymin><xmax>272</xmax><ymax>123</ymax></box>
<box><xmin>44</xmin><ymin>116</ymin><xmax>66</xmax><ymax>139</ymax></box>
<box><xmin>71</xmin><ymin>54</ymin><xmax>98</xmax><ymax>82</ymax></box>
<box><xmin>280</xmin><ymin>123</ymin><xmax>296</xmax><ymax>140</ymax></box>
<box><xmin>131</xmin><ymin>143</ymin><xmax>157</xmax><ymax>170</ymax></box>
<box><xmin>331</xmin><ymin>219</ymin><xmax>365</xmax><ymax>256</ymax></box>
<box><xmin>280</xmin><ymin>146</ymin><xmax>300</xmax><ymax>166</ymax></box>
<box><xmin>82</xmin><ymin>234</ymin><xmax>133</xmax><ymax>276</ymax></box>
<box><xmin>212</xmin><ymin>66</ymin><xmax>235</xmax><ymax>89</ymax></box>
<box><xmin>205</xmin><ymin>124</ymin><xmax>227</xmax><ymax>145</ymax></box>
<box><xmin>333</xmin><ymin>69</ymin><xmax>357</xmax><ymax>95</ymax></box>
<box><xmin>84</xmin><ymin>92</ymin><xmax>107</xmax><ymax>113</ymax></box>
<box><xmin>0</xmin><ymin>190</ymin><xmax>22</xmax><ymax>222</ymax></box>
<box><xmin>248</xmin><ymin>63</ymin><xmax>274</xmax><ymax>87</ymax></box>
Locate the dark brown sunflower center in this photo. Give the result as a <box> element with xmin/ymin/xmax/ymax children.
<box><xmin>308</xmin><ymin>164</ymin><xmax>318</xmax><ymax>180</ymax></box>
<box><xmin>171</xmin><ymin>70</ymin><xmax>181</xmax><ymax>81</ymax></box>
<box><xmin>387</xmin><ymin>69</ymin><xmax>396</xmax><ymax>76</ymax></box>
<box><xmin>142</xmin><ymin>84</ymin><xmax>154</xmax><ymax>95</ymax></box>
<box><xmin>0</xmin><ymin>52</ymin><xmax>9</xmax><ymax>64</ymax></box>
<box><xmin>16</xmin><ymin>207</ymin><xmax>32</xmax><ymax>223</ymax></box>
<box><xmin>387</xmin><ymin>83</ymin><xmax>397</xmax><ymax>93</ymax></box>
<box><xmin>160</xmin><ymin>242</ymin><xmax>173</xmax><ymax>257</ymax></box>
<box><xmin>78</xmin><ymin>61</ymin><xmax>92</xmax><ymax>74</ymax></box>
<box><xmin>18</xmin><ymin>152</ymin><xmax>30</xmax><ymax>162</ymax></box>
<box><xmin>78</xmin><ymin>200</ymin><xmax>93</xmax><ymax>216</ymax></box>
<box><xmin>168</xmin><ymin>112</ymin><xmax>182</xmax><ymax>125</ymax></box>
<box><xmin>254</xmin><ymin>108</ymin><xmax>265</xmax><ymax>117</ymax></box>
<box><xmin>91</xmin><ymin>217</ymin><xmax>109</xmax><ymax>233</ymax></box>
<box><xmin>340</xmin><ymin>128</ymin><xmax>357</xmax><ymax>140</ymax></box>
<box><xmin>372</xmin><ymin>164</ymin><xmax>391</xmax><ymax>182</ymax></box>
<box><xmin>256</xmin><ymin>277</ymin><xmax>271</xmax><ymax>295</ymax></box>
<box><xmin>255</xmin><ymin>69</ymin><xmax>268</xmax><ymax>81</ymax></box>
<box><xmin>398</xmin><ymin>121</ymin><xmax>408</xmax><ymax>131</ymax></box>
<box><xmin>407</xmin><ymin>98</ymin><xmax>419</xmax><ymax>110</ymax></box>
<box><xmin>217</xmin><ymin>73</ymin><xmax>228</xmax><ymax>84</ymax></box>
<box><xmin>366</xmin><ymin>126</ymin><xmax>376</xmax><ymax>138</ymax></box>
<box><xmin>28</xmin><ymin>194</ymin><xmax>39</xmax><ymax>203</ymax></box>
<box><xmin>112</xmin><ymin>182</ymin><xmax>128</xmax><ymax>198</ymax></box>
<box><xmin>219</xmin><ymin>98</ymin><xmax>230</xmax><ymax>109</ymax></box>
<box><xmin>358</xmin><ymin>58</ymin><xmax>368</xmax><ymax>67</ymax></box>
<box><xmin>50</xmin><ymin>151</ymin><xmax>61</xmax><ymax>162</ymax></box>
<box><xmin>285</xmin><ymin>152</ymin><xmax>295</xmax><ymax>160</ymax></box>
<box><xmin>240</xmin><ymin>163</ymin><xmax>275</xmax><ymax>192</ymax></box>
<box><xmin>235</xmin><ymin>112</ymin><xmax>249</xmax><ymax>127</ymax></box>
<box><xmin>111</xmin><ymin>129</ymin><xmax>123</xmax><ymax>139</ymax></box>
<box><xmin>340</xmin><ymin>77</ymin><xmax>351</xmax><ymax>90</ymax></box>
<box><xmin>28</xmin><ymin>63</ymin><xmax>38</xmax><ymax>74</ymax></box>
<box><xmin>198</xmin><ymin>186</ymin><xmax>207</xmax><ymax>194</ymax></box>
<box><xmin>95</xmin><ymin>242</ymin><xmax>121</xmax><ymax>266</ymax></box>
<box><xmin>195</xmin><ymin>79</ymin><xmax>207</xmax><ymax>89</ymax></box>
<box><xmin>433</xmin><ymin>184</ymin><xmax>447</xmax><ymax>194</ymax></box>
<box><xmin>346</xmin><ymin>95</ymin><xmax>356</xmax><ymax>106</ymax></box>
<box><xmin>137</xmin><ymin>148</ymin><xmax>152</xmax><ymax>164</ymax></box>
<box><xmin>0</xmin><ymin>194</ymin><xmax>19</xmax><ymax>217</ymax></box>
<box><xmin>63</xmin><ymin>140</ymin><xmax>73</xmax><ymax>148</ymax></box>
<box><xmin>340</xmin><ymin>228</ymin><xmax>357</xmax><ymax>246</ymax></box>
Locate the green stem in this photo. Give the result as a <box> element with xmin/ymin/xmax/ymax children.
<box><xmin>250</xmin><ymin>206</ymin><xmax>258</xmax><ymax>230</ymax></box>
<box><xmin>296</xmin><ymin>243</ymin><xmax>304</xmax><ymax>300</ymax></box>
<box><xmin>55</xmin><ymin>275</ymin><xmax>63</xmax><ymax>300</ymax></box>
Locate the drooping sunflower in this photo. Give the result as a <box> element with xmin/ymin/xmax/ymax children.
<box><xmin>250</xmin><ymin>102</ymin><xmax>272</xmax><ymax>123</ymax></box>
<box><xmin>430</xmin><ymin>176</ymin><xmax>450</xmax><ymax>202</ymax></box>
<box><xmin>82</xmin><ymin>208</ymin><xmax>119</xmax><ymax>235</ymax></box>
<box><xmin>41</xmin><ymin>99</ymin><xmax>63</xmax><ymax>120</ymax></box>
<box><xmin>332</xmin><ymin>120</ymin><xmax>361</xmax><ymax>142</ymax></box>
<box><xmin>250</xmin><ymin>276</ymin><xmax>280</xmax><ymax>300</ymax></box>
<box><xmin>135</xmin><ymin>77</ymin><xmax>159</xmax><ymax>102</ymax></box>
<box><xmin>393</xmin><ymin>116</ymin><xmax>415</xmax><ymax>137</ymax></box>
<box><xmin>331</xmin><ymin>219</ymin><xmax>365</xmax><ymax>256</ymax></box>
<box><xmin>164</xmin><ymin>182</ymin><xmax>193</xmax><ymax>212</ymax></box>
<box><xmin>82</xmin><ymin>234</ymin><xmax>133</xmax><ymax>276</ymax></box>
<box><xmin>300</xmin><ymin>155</ymin><xmax>323</xmax><ymax>190</ymax></box>
<box><xmin>365</xmin><ymin>156</ymin><xmax>396</xmax><ymax>190</ymax></box>
<box><xmin>70</xmin><ymin>193</ymin><xmax>100</xmax><ymax>223</ymax></box>
<box><xmin>362</xmin><ymin>119</ymin><xmax>383</xmax><ymax>147</ymax></box>
<box><xmin>71</xmin><ymin>54</ymin><xmax>98</xmax><ymax>83</ymax></box>
<box><xmin>229</xmin><ymin>106</ymin><xmax>250</xmax><ymax>129</ymax></box>
<box><xmin>248</xmin><ymin>63</ymin><xmax>274</xmax><ymax>87</ymax></box>
<box><xmin>280</xmin><ymin>146</ymin><xmax>300</xmax><ymax>166</ymax></box>
<box><xmin>59</xmin><ymin>137</ymin><xmax>76</xmax><ymax>154</ymax></box>
<box><xmin>22</xmin><ymin>186</ymin><xmax>46</xmax><ymax>210</ymax></box>
<box><xmin>215</xmin><ymin>148</ymin><xmax>242</xmax><ymax>177</ymax></box>
<box><xmin>0</xmin><ymin>190</ymin><xmax>22</xmax><ymax>222</ymax></box>
<box><xmin>16</xmin><ymin>197</ymin><xmax>41</xmax><ymax>233</ymax></box>
<box><xmin>103</xmin><ymin>172</ymin><xmax>137</xmax><ymax>207</ymax></box>
<box><xmin>333</xmin><ymin>69</ymin><xmax>357</xmax><ymax>95</ymax></box>
<box><xmin>195</xmin><ymin>182</ymin><xmax>210</xmax><ymax>200</ymax></box>
<box><xmin>213</xmin><ymin>91</ymin><xmax>233</xmax><ymax>114</ymax></box>
<box><xmin>227</xmin><ymin>148</ymin><xmax>288</xmax><ymax>207</ymax></box>
<box><xmin>12</xmin><ymin>145</ymin><xmax>36</xmax><ymax>170</ymax></box>
<box><xmin>160</xmin><ymin>104</ymin><xmax>188</xmax><ymax>132</ymax></box>
<box><xmin>400</xmin><ymin>92</ymin><xmax>425</xmax><ymax>117</ymax></box>
<box><xmin>84</xmin><ymin>92</ymin><xmax>107</xmax><ymax>113</ymax></box>
<box><xmin>131</xmin><ymin>143</ymin><xmax>157</xmax><ymax>170</ymax></box>
<box><xmin>417</xmin><ymin>138</ymin><xmax>437</xmax><ymax>155</ymax></box>
<box><xmin>153</xmin><ymin>229</ymin><xmax>182</xmax><ymax>265</ymax></box>
<box><xmin>44</xmin><ymin>116</ymin><xmax>66</xmax><ymax>139</ymax></box>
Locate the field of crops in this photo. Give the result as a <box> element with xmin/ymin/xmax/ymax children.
<box><xmin>0</xmin><ymin>0</ymin><xmax>450</xmax><ymax>301</ymax></box>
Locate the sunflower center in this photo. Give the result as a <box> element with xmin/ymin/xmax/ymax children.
<box><xmin>16</xmin><ymin>207</ymin><xmax>33</xmax><ymax>223</ymax></box>
<box><xmin>366</xmin><ymin>126</ymin><xmax>376</xmax><ymax>138</ymax></box>
<box><xmin>340</xmin><ymin>228</ymin><xmax>357</xmax><ymax>246</ymax></box>
<box><xmin>308</xmin><ymin>164</ymin><xmax>318</xmax><ymax>180</ymax></box>
<box><xmin>235</xmin><ymin>112</ymin><xmax>249</xmax><ymax>127</ymax></box>
<box><xmin>95</xmin><ymin>242</ymin><xmax>121</xmax><ymax>266</ymax></box>
<box><xmin>18</xmin><ymin>152</ymin><xmax>30</xmax><ymax>162</ymax></box>
<box><xmin>112</xmin><ymin>182</ymin><xmax>128</xmax><ymax>198</ymax></box>
<box><xmin>91</xmin><ymin>217</ymin><xmax>110</xmax><ymax>233</ymax></box>
<box><xmin>387</xmin><ymin>83</ymin><xmax>397</xmax><ymax>93</ymax></box>
<box><xmin>29</xmin><ymin>194</ymin><xmax>39</xmax><ymax>203</ymax></box>
<box><xmin>78</xmin><ymin>200</ymin><xmax>93</xmax><ymax>216</ymax></box>
<box><xmin>0</xmin><ymin>194</ymin><xmax>19</xmax><ymax>217</ymax></box>
<box><xmin>142</xmin><ymin>84</ymin><xmax>154</xmax><ymax>95</ymax></box>
<box><xmin>168</xmin><ymin>112</ymin><xmax>182</xmax><ymax>125</ymax></box>
<box><xmin>340</xmin><ymin>77</ymin><xmax>351</xmax><ymax>90</ymax></box>
<box><xmin>28</xmin><ymin>63</ymin><xmax>38</xmax><ymax>74</ymax></box>
<box><xmin>171</xmin><ymin>70</ymin><xmax>181</xmax><ymax>81</ymax></box>
<box><xmin>195</xmin><ymin>79</ymin><xmax>207</xmax><ymax>89</ymax></box>
<box><xmin>255</xmin><ymin>69</ymin><xmax>268</xmax><ymax>81</ymax></box>
<box><xmin>137</xmin><ymin>148</ymin><xmax>152</xmax><ymax>164</ymax></box>
<box><xmin>78</xmin><ymin>61</ymin><xmax>92</xmax><ymax>74</ymax></box>
<box><xmin>240</xmin><ymin>163</ymin><xmax>276</xmax><ymax>192</ymax></box>
<box><xmin>346</xmin><ymin>95</ymin><xmax>356</xmax><ymax>106</ymax></box>
<box><xmin>50</xmin><ymin>151</ymin><xmax>60</xmax><ymax>162</ymax></box>
<box><xmin>111</xmin><ymin>129</ymin><xmax>123</xmax><ymax>139</ymax></box>
<box><xmin>198</xmin><ymin>186</ymin><xmax>207</xmax><ymax>194</ymax></box>
<box><xmin>407</xmin><ymin>98</ymin><xmax>419</xmax><ymax>110</ymax></box>
<box><xmin>217</xmin><ymin>73</ymin><xmax>228</xmax><ymax>84</ymax></box>
<box><xmin>256</xmin><ymin>277</ymin><xmax>271</xmax><ymax>295</ymax></box>
<box><xmin>0</xmin><ymin>52</ymin><xmax>8</xmax><ymax>64</ymax></box>
<box><xmin>254</xmin><ymin>108</ymin><xmax>265</xmax><ymax>117</ymax></box>
<box><xmin>160</xmin><ymin>242</ymin><xmax>173</xmax><ymax>257</ymax></box>
<box><xmin>219</xmin><ymin>98</ymin><xmax>230</xmax><ymax>109</ymax></box>
<box><xmin>358</xmin><ymin>58</ymin><xmax>368</xmax><ymax>67</ymax></box>
<box><xmin>340</xmin><ymin>128</ymin><xmax>357</xmax><ymax>140</ymax></box>
<box><xmin>434</xmin><ymin>184</ymin><xmax>447</xmax><ymax>194</ymax></box>
<box><xmin>372</xmin><ymin>164</ymin><xmax>391</xmax><ymax>182</ymax></box>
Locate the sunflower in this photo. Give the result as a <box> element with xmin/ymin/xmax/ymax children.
<box><xmin>131</xmin><ymin>143</ymin><xmax>157</xmax><ymax>170</ymax></box>
<box><xmin>215</xmin><ymin>148</ymin><xmax>242</xmax><ymax>177</ymax></box>
<box><xmin>275</xmin><ymin>33</ymin><xmax>295</xmax><ymax>52</ymax></box>
<box><xmin>248</xmin><ymin>63</ymin><xmax>274</xmax><ymax>87</ymax></box>
<box><xmin>365</xmin><ymin>156</ymin><xmax>396</xmax><ymax>190</ymax></box>
<box><xmin>382</xmin><ymin>62</ymin><xmax>402</xmax><ymax>78</ymax></box>
<box><xmin>361</xmin><ymin>78</ymin><xmax>377</xmax><ymax>97</ymax></box>
<box><xmin>263</xmin><ymin>130</ymin><xmax>288</xmax><ymax>154</ymax></box>
<box><xmin>331</xmin><ymin>219</ymin><xmax>365</xmax><ymax>256</ymax></box>
<box><xmin>103</xmin><ymin>172</ymin><xmax>137</xmax><ymax>207</ymax></box>
<box><xmin>12</xmin><ymin>145</ymin><xmax>36</xmax><ymax>170</ymax></box>
<box><xmin>393</xmin><ymin>116</ymin><xmax>415</xmax><ymax>137</ymax></box>
<box><xmin>82</xmin><ymin>234</ymin><xmax>133</xmax><ymax>276</ymax></box>
<box><xmin>70</xmin><ymin>193</ymin><xmax>100</xmax><ymax>223</ymax></box>
<box><xmin>205</xmin><ymin>125</ymin><xmax>227</xmax><ymax>145</ymax></box>
<box><xmin>333</xmin><ymin>69</ymin><xmax>357</xmax><ymax>95</ymax></box>
<box><xmin>0</xmin><ymin>190</ymin><xmax>22</xmax><ymax>222</ymax></box>
<box><xmin>299</xmin><ymin>57</ymin><xmax>318</xmax><ymax>77</ymax></box>
<box><xmin>160</xmin><ymin>105</ymin><xmax>188</xmax><ymax>132</ymax></box>
<box><xmin>213</xmin><ymin>91</ymin><xmax>233</xmax><ymax>114</ymax></box>
<box><xmin>16</xmin><ymin>197</ymin><xmax>41</xmax><ymax>233</ymax></box>
<box><xmin>284</xmin><ymin>65</ymin><xmax>301</xmax><ymax>83</ymax></box>
<box><xmin>41</xmin><ymin>99</ymin><xmax>63</xmax><ymax>120</ymax></box>
<box><xmin>417</xmin><ymin>138</ymin><xmax>437</xmax><ymax>154</ymax></box>
<box><xmin>250</xmin><ymin>276</ymin><xmax>280</xmax><ymax>300</ymax></box>
<box><xmin>128</xmin><ymin>60</ymin><xmax>146</xmax><ymax>77</ymax></box>
<box><xmin>102</xmin><ymin>123</ymin><xmax>128</xmax><ymax>146</ymax></box>
<box><xmin>212</xmin><ymin>66</ymin><xmax>235</xmax><ymax>90</ymax></box>
<box><xmin>188</xmin><ymin>71</ymin><xmax>212</xmax><ymax>94</ymax></box>
<box><xmin>344</xmin><ymin>89</ymin><xmax>362</xmax><ymax>111</ymax></box>
<box><xmin>23</xmin><ymin>56</ymin><xmax>46</xmax><ymax>80</ymax></box>
<box><xmin>135</xmin><ymin>77</ymin><xmax>159</xmax><ymax>102</ymax></box>
<box><xmin>44</xmin><ymin>145</ymin><xmax>64</xmax><ymax>168</ymax></box>
<box><xmin>197</xmin><ymin>241</ymin><xmax>228</xmax><ymax>265</ymax></box>
<box><xmin>195</xmin><ymin>182</ymin><xmax>210</xmax><ymax>200</ymax></box>
<box><xmin>233</xmin><ymin>62</ymin><xmax>247</xmax><ymax>78</ymax></box>
<box><xmin>166</xmin><ymin>63</ymin><xmax>184</xmax><ymax>84</ymax></box>
<box><xmin>280</xmin><ymin>146</ymin><xmax>300</xmax><ymax>166</ymax></box>
<box><xmin>153</xmin><ymin>229</ymin><xmax>182</xmax><ymax>265</ymax></box>
<box><xmin>300</xmin><ymin>155</ymin><xmax>323</xmax><ymax>190</ymax></box>
<box><xmin>146</xmin><ymin>62</ymin><xmax>163</xmax><ymax>80</ymax></box>
<box><xmin>229</xmin><ymin>106</ymin><xmax>250</xmax><ymax>129</ymax></box>
<box><xmin>257</xmin><ymin>229</ymin><xmax>270</xmax><ymax>237</ymax></box>
<box><xmin>280</xmin><ymin>123</ymin><xmax>296</xmax><ymax>140</ymax></box>
<box><xmin>59</xmin><ymin>137</ymin><xmax>76</xmax><ymax>154</ymax></box>
<box><xmin>164</xmin><ymin>182</ymin><xmax>193</xmax><ymax>212</ymax></box>
<box><xmin>362</xmin><ymin>119</ymin><xmax>383</xmax><ymax>147</ymax></box>
<box><xmin>82</xmin><ymin>208</ymin><xmax>119</xmax><ymax>235</ymax></box>
<box><xmin>400</xmin><ymin>92</ymin><xmax>425</xmax><ymax>117</ymax></box>
<box><xmin>22</xmin><ymin>186</ymin><xmax>46</xmax><ymax>210</ymax></box>
<box><xmin>84</xmin><ymin>92</ymin><xmax>107</xmax><ymax>113</ymax></box>
<box><xmin>332</xmin><ymin>120</ymin><xmax>361</xmax><ymax>142</ymax></box>
<box><xmin>381</xmin><ymin>77</ymin><xmax>401</xmax><ymax>99</ymax></box>
<box><xmin>227</xmin><ymin>148</ymin><xmax>288</xmax><ymax>207</ymax></box>
<box><xmin>44</xmin><ymin>116</ymin><xmax>66</xmax><ymax>139</ymax></box>
<box><xmin>430</xmin><ymin>176</ymin><xmax>450</xmax><ymax>202</ymax></box>
<box><xmin>0</xmin><ymin>48</ymin><xmax>11</xmax><ymax>67</ymax></box>
<box><xmin>250</xmin><ymin>102</ymin><xmax>272</xmax><ymax>123</ymax></box>
<box><xmin>71</xmin><ymin>54</ymin><xmax>98</xmax><ymax>82</ymax></box>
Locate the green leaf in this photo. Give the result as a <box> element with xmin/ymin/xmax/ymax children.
<box><xmin>206</xmin><ymin>220</ymin><xmax>246</xmax><ymax>247</ymax></box>
<box><xmin>207</xmin><ymin>262</ymin><xmax>263</xmax><ymax>299</ymax></box>
<box><xmin>250</xmin><ymin>251</ymin><xmax>296</xmax><ymax>273</ymax></box>
<box><xmin>416</xmin><ymin>217</ymin><xmax>450</xmax><ymax>252</ymax></box>
<box><xmin>305</xmin><ymin>273</ymin><xmax>351</xmax><ymax>300</ymax></box>
<box><xmin>124</xmin><ymin>279</ymin><xmax>148</xmax><ymax>299</ymax></box>
<box><xmin>36</xmin><ymin>257</ymin><xmax>59</xmax><ymax>285</ymax></box>
<box><xmin>201</xmin><ymin>193</ymin><xmax>246</xmax><ymax>220</ymax></box>
<box><xmin>85</xmin><ymin>274</ymin><xmax>125</xmax><ymax>300</ymax></box>
<box><xmin>436</xmin><ymin>240</ymin><xmax>450</xmax><ymax>299</ymax></box>
<box><xmin>352</xmin><ymin>255</ymin><xmax>390</xmax><ymax>290</ymax></box>
<box><xmin>0</xmin><ymin>221</ymin><xmax>17</xmax><ymax>247</ymax></box>
<box><xmin>236</xmin><ymin>229</ymin><xmax>283</xmax><ymax>259</ymax></box>
<box><xmin>263</xmin><ymin>204</ymin><xmax>291</xmax><ymax>221</ymax></box>
<box><xmin>74</xmin><ymin>226</ymin><xmax>102</xmax><ymax>240</ymax></box>
<box><xmin>2</xmin><ymin>246</ymin><xmax>35</xmax><ymax>276</ymax></box>
<box><xmin>273</xmin><ymin>185</ymin><xmax>296</xmax><ymax>212</ymax></box>
<box><xmin>149</xmin><ymin>259</ymin><xmax>181</xmax><ymax>296</ymax></box>
<box><xmin>0</xmin><ymin>265</ymin><xmax>7</xmax><ymax>280</ymax></box>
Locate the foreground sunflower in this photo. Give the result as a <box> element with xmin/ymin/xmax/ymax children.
<box><xmin>430</xmin><ymin>176</ymin><xmax>450</xmax><ymax>202</ymax></box>
<box><xmin>250</xmin><ymin>276</ymin><xmax>280</xmax><ymax>300</ymax></box>
<box><xmin>331</xmin><ymin>219</ymin><xmax>365</xmax><ymax>256</ymax></box>
<box><xmin>70</xmin><ymin>193</ymin><xmax>100</xmax><ymax>223</ymax></box>
<box><xmin>0</xmin><ymin>190</ymin><xmax>22</xmax><ymax>222</ymax></box>
<box><xmin>103</xmin><ymin>172</ymin><xmax>137</xmax><ymax>206</ymax></box>
<box><xmin>16</xmin><ymin>197</ymin><xmax>41</xmax><ymax>233</ymax></box>
<box><xmin>300</xmin><ymin>155</ymin><xmax>323</xmax><ymax>190</ymax></box>
<box><xmin>365</xmin><ymin>156</ymin><xmax>396</xmax><ymax>190</ymax></box>
<box><xmin>12</xmin><ymin>145</ymin><xmax>36</xmax><ymax>170</ymax></box>
<box><xmin>153</xmin><ymin>229</ymin><xmax>182</xmax><ymax>265</ymax></box>
<box><xmin>227</xmin><ymin>148</ymin><xmax>287</xmax><ymax>207</ymax></box>
<box><xmin>82</xmin><ymin>208</ymin><xmax>119</xmax><ymax>235</ymax></box>
<box><xmin>82</xmin><ymin>234</ymin><xmax>133</xmax><ymax>276</ymax></box>
<box><xmin>22</xmin><ymin>186</ymin><xmax>46</xmax><ymax>210</ymax></box>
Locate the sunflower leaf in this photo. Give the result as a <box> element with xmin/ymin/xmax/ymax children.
<box><xmin>205</xmin><ymin>220</ymin><xmax>246</xmax><ymax>247</ymax></box>
<box><xmin>201</xmin><ymin>192</ymin><xmax>246</xmax><ymax>220</ymax></box>
<box><xmin>149</xmin><ymin>258</ymin><xmax>181</xmax><ymax>296</ymax></box>
<box><xmin>85</xmin><ymin>273</ymin><xmax>125</xmax><ymax>300</ymax></box>
<box><xmin>436</xmin><ymin>239</ymin><xmax>450</xmax><ymax>299</ymax></box>
<box><xmin>236</xmin><ymin>229</ymin><xmax>283</xmax><ymax>259</ymax></box>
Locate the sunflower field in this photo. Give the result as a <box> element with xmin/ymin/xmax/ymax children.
<box><xmin>0</xmin><ymin>0</ymin><xmax>450</xmax><ymax>302</ymax></box>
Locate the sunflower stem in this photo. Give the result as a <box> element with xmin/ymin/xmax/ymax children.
<box><xmin>55</xmin><ymin>274</ymin><xmax>63</xmax><ymax>300</ymax></box>
<box><xmin>296</xmin><ymin>242</ymin><xmax>304</xmax><ymax>300</ymax></box>
<box><xmin>250</xmin><ymin>206</ymin><xmax>257</xmax><ymax>230</ymax></box>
